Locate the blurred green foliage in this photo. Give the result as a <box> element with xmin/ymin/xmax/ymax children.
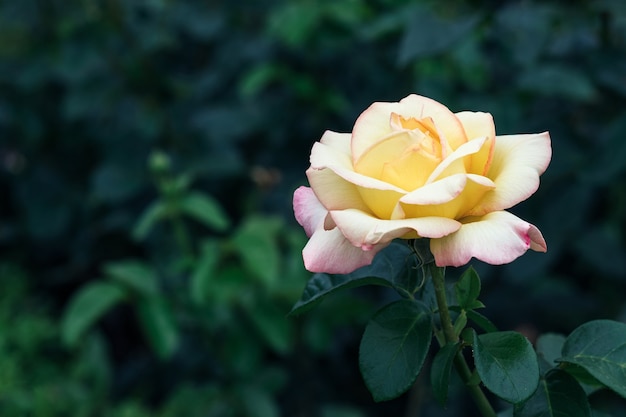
<box><xmin>1</xmin><ymin>0</ymin><xmax>626</xmax><ymax>415</ymax></box>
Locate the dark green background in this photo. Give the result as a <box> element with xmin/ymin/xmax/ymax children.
<box><xmin>1</xmin><ymin>1</ymin><xmax>625</xmax><ymax>416</ymax></box>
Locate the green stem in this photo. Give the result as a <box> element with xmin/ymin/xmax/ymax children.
<box><xmin>430</xmin><ymin>264</ymin><xmax>497</xmax><ymax>417</ymax></box>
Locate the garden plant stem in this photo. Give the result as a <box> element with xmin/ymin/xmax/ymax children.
<box><xmin>430</xmin><ymin>264</ymin><xmax>497</xmax><ymax>417</ymax></box>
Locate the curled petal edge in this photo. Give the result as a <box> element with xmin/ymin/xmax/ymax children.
<box><xmin>430</xmin><ymin>211</ymin><xmax>547</xmax><ymax>267</ymax></box>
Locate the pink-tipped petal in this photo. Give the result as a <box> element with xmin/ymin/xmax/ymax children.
<box><xmin>302</xmin><ymin>227</ymin><xmax>387</xmax><ymax>274</ymax></box>
<box><xmin>466</xmin><ymin>132</ymin><xmax>552</xmax><ymax>216</ymax></box>
<box><xmin>430</xmin><ymin>211</ymin><xmax>547</xmax><ymax>267</ymax></box>
<box><xmin>293</xmin><ymin>186</ymin><xmax>325</xmax><ymax>237</ymax></box>
<box><xmin>331</xmin><ymin>209</ymin><xmax>461</xmax><ymax>247</ymax></box>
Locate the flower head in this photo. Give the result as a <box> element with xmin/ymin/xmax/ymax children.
<box><xmin>294</xmin><ymin>94</ymin><xmax>551</xmax><ymax>274</ymax></box>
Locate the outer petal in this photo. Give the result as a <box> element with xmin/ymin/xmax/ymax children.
<box><xmin>351</xmin><ymin>94</ymin><xmax>467</xmax><ymax>162</ymax></box>
<box><xmin>430</xmin><ymin>211</ymin><xmax>547</xmax><ymax>267</ymax></box>
<box><xmin>319</xmin><ymin>130</ymin><xmax>352</xmax><ymax>156</ymax></box>
<box><xmin>293</xmin><ymin>186</ymin><xmax>325</xmax><ymax>237</ymax></box>
<box><xmin>331</xmin><ymin>209</ymin><xmax>461</xmax><ymax>248</ymax></box>
<box><xmin>466</xmin><ymin>132</ymin><xmax>552</xmax><ymax>216</ymax></box>
<box><xmin>293</xmin><ymin>186</ymin><xmax>386</xmax><ymax>273</ymax></box>
<box><xmin>302</xmin><ymin>227</ymin><xmax>387</xmax><ymax>274</ymax></box>
<box><xmin>306</xmin><ymin>167</ymin><xmax>372</xmax><ymax>213</ymax></box>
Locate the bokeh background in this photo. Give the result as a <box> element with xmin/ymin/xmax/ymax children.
<box><xmin>1</xmin><ymin>1</ymin><xmax>625</xmax><ymax>416</ymax></box>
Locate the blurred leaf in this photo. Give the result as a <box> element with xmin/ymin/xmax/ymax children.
<box><xmin>398</xmin><ymin>7</ymin><xmax>481</xmax><ymax>64</ymax></box>
<box><xmin>91</xmin><ymin>163</ymin><xmax>144</xmax><ymax>203</ymax></box>
<box><xmin>239</xmin><ymin>63</ymin><xmax>282</xmax><ymax>97</ymax></box>
<box><xmin>16</xmin><ymin>169</ymin><xmax>72</xmax><ymax>240</ymax></box>
<box><xmin>189</xmin><ymin>239</ymin><xmax>221</xmax><ymax>305</ymax></box>
<box><xmin>191</xmin><ymin>106</ymin><xmax>255</xmax><ymax>142</ymax></box>
<box><xmin>245</xmin><ymin>299</ymin><xmax>293</xmax><ymax>355</ymax></box>
<box><xmin>266</xmin><ymin>2</ymin><xmax>321</xmax><ymax>47</ymax></box>
<box><xmin>431</xmin><ymin>342</ymin><xmax>460</xmax><ymax>406</ymax></box>
<box><xmin>495</xmin><ymin>3</ymin><xmax>555</xmax><ymax>66</ymax></box>
<box><xmin>536</xmin><ymin>333</ymin><xmax>566</xmax><ymax>372</ymax></box>
<box><xmin>321</xmin><ymin>405</ymin><xmax>366</xmax><ymax>417</ymax></box>
<box><xmin>62</xmin><ymin>282</ymin><xmax>126</xmax><ymax>347</ymax></box>
<box><xmin>514</xmin><ymin>369</ymin><xmax>591</xmax><ymax>417</ymax></box>
<box><xmin>104</xmin><ymin>259</ymin><xmax>159</xmax><ymax>297</ymax></box>
<box><xmin>224</xmin><ymin>325</ymin><xmax>263</xmax><ymax>377</ymax></box>
<box><xmin>209</xmin><ymin>264</ymin><xmax>248</xmax><ymax>306</ymax></box>
<box><xmin>239</xmin><ymin>384</ymin><xmax>280</xmax><ymax>417</ymax></box>
<box><xmin>517</xmin><ymin>65</ymin><xmax>596</xmax><ymax>102</ymax></box>
<box><xmin>171</xmin><ymin>4</ymin><xmax>224</xmax><ymax>40</ymax></box>
<box><xmin>596</xmin><ymin>59</ymin><xmax>626</xmax><ymax>97</ymax></box>
<box><xmin>559</xmin><ymin>320</ymin><xmax>626</xmax><ymax>398</ymax></box>
<box><xmin>585</xmin><ymin>116</ymin><xmax>626</xmax><ymax>184</ymax></box>
<box><xmin>359</xmin><ymin>300</ymin><xmax>432</xmax><ymax>402</ymax></box>
<box><xmin>133</xmin><ymin>199</ymin><xmax>168</xmax><ymax>241</ymax></box>
<box><xmin>136</xmin><ymin>296</ymin><xmax>179</xmax><ymax>360</ymax></box>
<box><xmin>473</xmin><ymin>330</ymin><xmax>540</xmax><ymax>403</ymax></box>
<box><xmin>179</xmin><ymin>191</ymin><xmax>230</xmax><ymax>232</ymax></box>
<box><xmin>231</xmin><ymin>216</ymin><xmax>282</xmax><ymax>287</ymax></box>
<box><xmin>574</xmin><ymin>227</ymin><xmax>626</xmax><ymax>279</ymax></box>
<box><xmin>72</xmin><ymin>333</ymin><xmax>112</xmax><ymax>397</ymax></box>
<box><xmin>358</xmin><ymin>5</ymin><xmax>411</xmax><ymax>40</ymax></box>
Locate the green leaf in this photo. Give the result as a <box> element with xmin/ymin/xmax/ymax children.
<box><xmin>290</xmin><ymin>273</ymin><xmax>394</xmax><ymax>316</ymax></box>
<box><xmin>455</xmin><ymin>266</ymin><xmax>484</xmax><ymax>309</ymax></box>
<box><xmin>559</xmin><ymin>363</ymin><xmax>604</xmax><ymax>389</ymax></box>
<box><xmin>290</xmin><ymin>242</ymin><xmax>413</xmax><ymax>315</ymax></box>
<box><xmin>136</xmin><ymin>297</ymin><xmax>179</xmax><ymax>359</ymax></box>
<box><xmin>431</xmin><ymin>342</ymin><xmax>461</xmax><ymax>405</ymax></box>
<box><xmin>450</xmin><ymin>307</ymin><xmax>498</xmax><ymax>333</ymax></box>
<box><xmin>231</xmin><ymin>216</ymin><xmax>282</xmax><ymax>287</ymax></box>
<box><xmin>514</xmin><ymin>369</ymin><xmax>591</xmax><ymax>417</ymax></box>
<box><xmin>132</xmin><ymin>199</ymin><xmax>168</xmax><ymax>241</ymax></box>
<box><xmin>61</xmin><ymin>281</ymin><xmax>126</xmax><ymax>347</ymax></box>
<box><xmin>473</xmin><ymin>330</ymin><xmax>540</xmax><ymax>403</ymax></box>
<box><xmin>359</xmin><ymin>300</ymin><xmax>432</xmax><ymax>402</ymax></box>
<box><xmin>558</xmin><ymin>320</ymin><xmax>626</xmax><ymax>398</ymax></box>
<box><xmin>453</xmin><ymin>310</ymin><xmax>468</xmax><ymax>337</ymax></box>
<box><xmin>179</xmin><ymin>191</ymin><xmax>230</xmax><ymax>232</ymax></box>
<box><xmin>104</xmin><ymin>260</ymin><xmax>159</xmax><ymax>297</ymax></box>
<box><xmin>189</xmin><ymin>239</ymin><xmax>221</xmax><ymax>305</ymax></box>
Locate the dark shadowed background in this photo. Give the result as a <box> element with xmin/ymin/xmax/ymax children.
<box><xmin>1</xmin><ymin>1</ymin><xmax>625</xmax><ymax>416</ymax></box>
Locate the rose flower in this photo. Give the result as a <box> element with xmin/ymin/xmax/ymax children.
<box><xmin>294</xmin><ymin>94</ymin><xmax>551</xmax><ymax>274</ymax></box>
